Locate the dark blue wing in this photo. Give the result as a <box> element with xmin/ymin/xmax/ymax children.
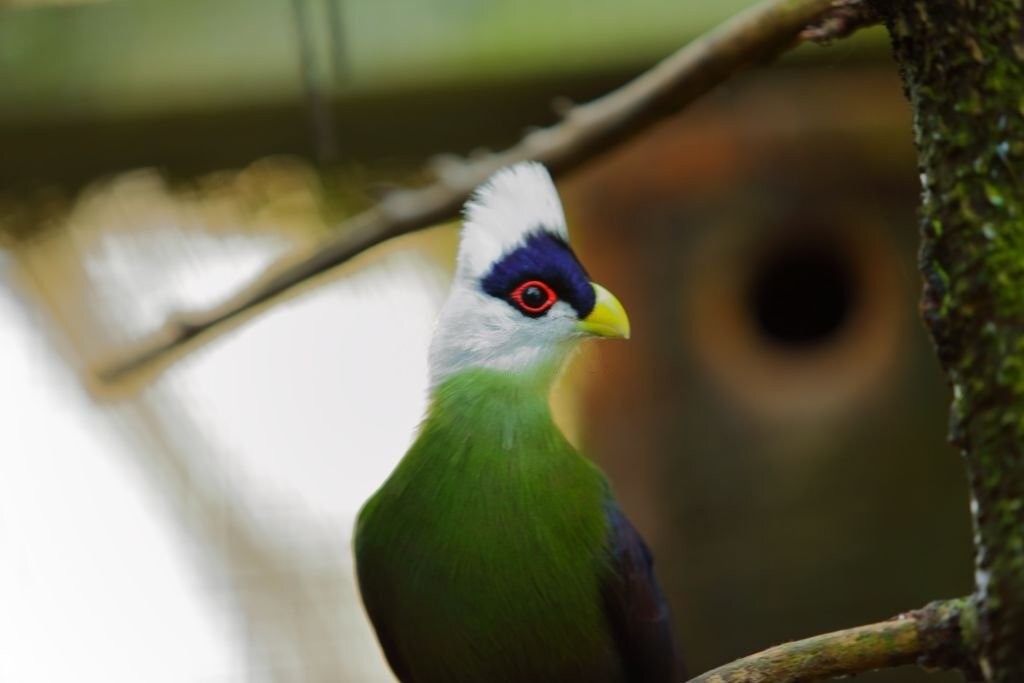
<box><xmin>602</xmin><ymin>502</ymin><xmax>680</xmax><ymax>682</ymax></box>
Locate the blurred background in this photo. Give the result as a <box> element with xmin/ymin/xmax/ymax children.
<box><xmin>0</xmin><ymin>1</ymin><xmax>973</xmax><ymax>681</ymax></box>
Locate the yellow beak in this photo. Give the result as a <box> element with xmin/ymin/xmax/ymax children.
<box><xmin>577</xmin><ymin>283</ymin><xmax>630</xmax><ymax>339</ymax></box>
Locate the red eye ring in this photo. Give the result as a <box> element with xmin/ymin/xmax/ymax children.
<box><xmin>510</xmin><ymin>279</ymin><xmax>557</xmax><ymax>315</ymax></box>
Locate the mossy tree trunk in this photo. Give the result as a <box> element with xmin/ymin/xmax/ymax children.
<box><xmin>872</xmin><ymin>1</ymin><xmax>1024</xmax><ymax>680</ymax></box>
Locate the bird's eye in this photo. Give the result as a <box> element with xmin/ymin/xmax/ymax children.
<box><xmin>510</xmin><ymin>279</ymin><xmax>557</xmax><ymax>316</ymax></box>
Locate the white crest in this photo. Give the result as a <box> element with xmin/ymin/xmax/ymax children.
<box><xmin>455</xmin><ymin>162</ymin><xmax>569</xmax><ymax>281</ymax></box>
<box><xmin>429</xmin><ymin>162</ymin><xmax>582</xmax><ymax>388</ymax></box>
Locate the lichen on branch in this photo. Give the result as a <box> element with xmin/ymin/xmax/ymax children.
<box><xmin>685</xmin><ymin>598</ymin><xmax>976</xmax><ymax>683</ymax></box>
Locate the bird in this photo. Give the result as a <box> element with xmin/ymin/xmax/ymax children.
<box><xmin>354</xmin><ymin>162</ymin><xmax>676</xmax><ymax>683</ymax></box>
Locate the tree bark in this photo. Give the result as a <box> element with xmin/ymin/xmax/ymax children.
<box><xmin>872</xmin><ymin>2</ymin><xmax>1024</xmax><ymax>680</ymax></box>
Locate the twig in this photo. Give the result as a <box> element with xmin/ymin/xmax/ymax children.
<box><xmin>686</xmin><ymin>598</ymin><xmax>979</xmax><ymax>683</ymax></box>
<box><xmin>97</xmin><ymin>0</ymin><xmax>860</xmax><ymax>384</ymax></box>
<box><xmin>291</xmin><ymin>0</ymin><xmax>338</xmax><ymax>164</ymax></box>
<box><xmin>800</xmin><ymin>0</ymin><xmax>879</xmax><ymax>44</ymax></box>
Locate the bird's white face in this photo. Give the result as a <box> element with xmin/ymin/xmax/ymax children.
<box><xmin>429</xmin><ymin>163</ymin><xmax>629</xmax><ymax>388</ymax></box>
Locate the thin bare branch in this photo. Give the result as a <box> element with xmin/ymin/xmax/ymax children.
<box><xmin>800</xmin><ymin>0</ymin><xmax>879</xmax><ymax>44</ymax></box>
<box><xmin>97</xmin><ymin>0</ymin><xmax>864</xmax><ymax>384</ymax></box>
<box><xmin>686</xmin><ymin>598</ymin><xmax>979</xmax><ymax>683</ymax></box>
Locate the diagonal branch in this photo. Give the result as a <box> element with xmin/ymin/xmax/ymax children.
<box><xmin>687</xmin><ymin>598</ymin><xmax>979</xmax><ymax>683</ymax></box>
<box><xmin>97</xmin><ymin>0</ymin><xmax>871</xmax><ymax>384</ymax></box>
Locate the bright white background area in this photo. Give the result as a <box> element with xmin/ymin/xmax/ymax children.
<box><xmin>0</xmin><ymin>172</ymin><xmax>448</xmax><ymax>681</ymax></box>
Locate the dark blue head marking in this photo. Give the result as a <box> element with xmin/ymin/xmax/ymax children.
<box><xmin>480</xmin><ymin>230</ymin><xmax>596</xmax><ymax>318</ymax></box>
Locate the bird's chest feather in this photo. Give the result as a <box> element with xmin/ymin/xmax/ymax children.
<box><xmin>355</xmin><ymin>378</ymin><xmax>620</xmax><ymax>681</ymax></box>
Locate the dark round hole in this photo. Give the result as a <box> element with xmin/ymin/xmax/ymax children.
<box><xmin>746</xmin><ymin>241</ymin><xmax>856</xmax><ymax>348</ymax></box>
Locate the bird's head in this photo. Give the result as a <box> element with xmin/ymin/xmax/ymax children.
<box><xmin>429</xmin><ymin>162</ymin><xmax>629</xmax><ymax>389</ymax></box>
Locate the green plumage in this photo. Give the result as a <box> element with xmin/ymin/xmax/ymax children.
<box><xmin>355</xmin><ymin>367</ymin><xmax>622</xmax><ymax>682</ymax></box>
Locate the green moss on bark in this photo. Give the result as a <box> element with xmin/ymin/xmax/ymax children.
<box><xmin>875</xmin><ymin>1</ymin><xmax>1024</xmax><ymax>680</ymax></box>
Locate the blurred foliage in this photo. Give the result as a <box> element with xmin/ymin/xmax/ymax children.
<box><xmin>0</xmin><ymin>0</ymin><xmax>884</xmax><ymax>117</ymax></box>
<box><xmin>0</xmin><ymin>0</ymin><xmax>889</xmax><ymax>190</ymax></box>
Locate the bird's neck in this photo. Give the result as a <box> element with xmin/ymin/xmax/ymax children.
<box><xmin>422</xmin><ymin>366</ymin><xmax>573</xmax><ymax>456</ymax></box>
<box><xmin>429</xmin><ymin>342</ymin><xmax>572</xmax><ymax>393</ymax></box>
<box><xmin>429</xmin><ymin>366</ymin><xmax>554</xmax><ymax>417</ymax></box>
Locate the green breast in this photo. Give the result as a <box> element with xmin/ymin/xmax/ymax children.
<box><xmin>354</xmin><ymin>368</ymin><xmax>619</xmax><ymax>682</ymax></box>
